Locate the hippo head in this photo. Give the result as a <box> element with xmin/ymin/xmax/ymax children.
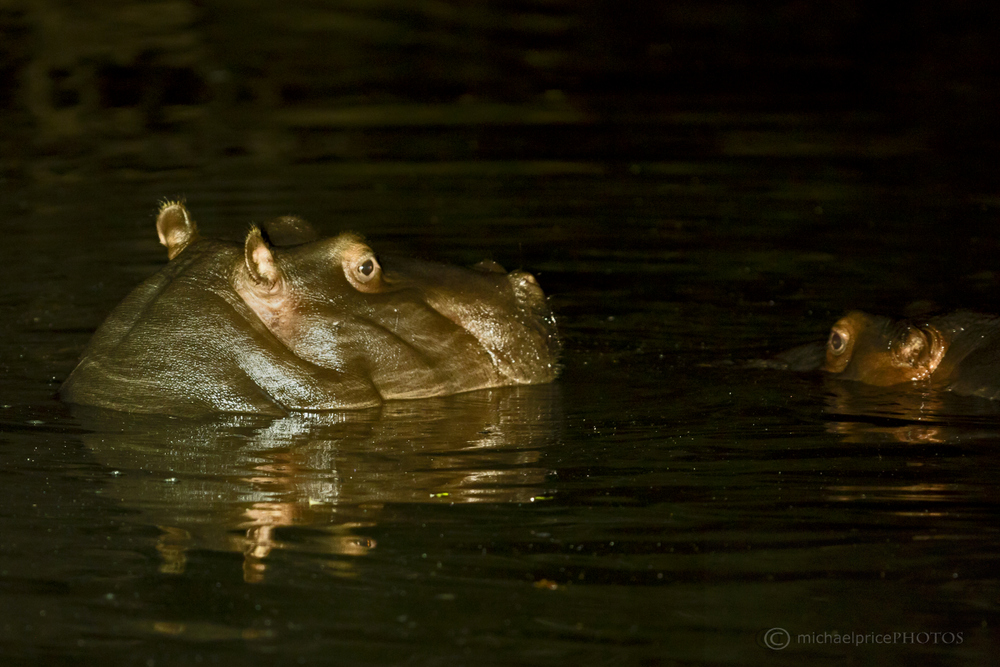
<box><xmin>156</xmin><ymin>206</ymin><xmax>561</xmax><ymax>400</ymax></box>
<box><xmin>61</xmin><ymin>202</ymin><xmax>560</xmax><ymax>416</ymax></box>
<box><xmin>822</xmin><ymin>311</ymin><xmax>946</xmax><ymax>386</ymax></box>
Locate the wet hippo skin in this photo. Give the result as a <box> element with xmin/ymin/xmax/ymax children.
<box><xmin>60</xmin><ymin>202</ymin><xmax>560</xmax><ymax>416</ymax></box>
<box><xmin>822</xmin><ymin>310</ymin><xmax>1000</xmax><ymax>399</ymax></box>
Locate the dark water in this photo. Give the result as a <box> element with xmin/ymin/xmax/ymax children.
<box><xmin>4</xmin><ymin>2</ymin><xmax>1000</xmax><ymax>665</ymax></box>
<box><xmin>3</xmin><ymin>147</ymin><xmax>999</xmax><ymax>666</ymax></box>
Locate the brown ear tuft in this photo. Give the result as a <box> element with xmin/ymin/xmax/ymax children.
<box><xmin>244</xmin><ymin>226</ymin><xmax>281</xmax><ymax>289</ymax></box>
<box><xmin>156</xmin><ymin>200</ymin><xmax>199</xmax><ymax>260</ymax></box>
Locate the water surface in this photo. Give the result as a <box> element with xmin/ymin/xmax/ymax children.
<box><xmin>2</xmin><ymin>120</ymin><xmax>999</xmax><ymax>667</ymax></box>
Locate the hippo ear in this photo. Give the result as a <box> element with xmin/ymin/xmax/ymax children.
<box><xmin>244</xmin><ymin>226</ymin><xmax>282</xmax><ymax>289</ymax></box>
<box><xmin>262</xmin><ymin>215</ymin><xmax>319</xmax><ymax>246</ymax></box>
<box><xmin>156</xmin><ymin>200</ymin><xmax>199</xmax><ymax>259</ymax></box>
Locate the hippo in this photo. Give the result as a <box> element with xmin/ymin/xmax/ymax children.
<box><xmin>822</xmin><ymin>310</ymin><xmax>1000</xmax><ymax>399</ymax></box>
<box><xmin>60</xmin><ymin>202</ymin><xmax>560</xmax><ymax>416</ymax></box>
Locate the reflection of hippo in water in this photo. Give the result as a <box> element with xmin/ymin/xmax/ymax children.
<box><xmin>75</xmin><ymin>385</ymin><xmax>561</xmax><ymax>583</ymax></box>
<box><xmin>61</xmin><ymin>202</ymin><xmax>560</xmax><ymax>416</ymax></box>
<box><xmin>822</xmin><ymin>310</ymin><xmax>1000</xmax><ymax>400</ymax></box>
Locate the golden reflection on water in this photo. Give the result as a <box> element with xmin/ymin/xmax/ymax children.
<box><xmin>826</xmin><ymin>420</ymin><xmax>950</xmax><ymax>444</ymax></box>
<box><xmin>818</xmin><ymin>379</ymin><xmax>1000</xmax><ymax>510</ymax></box>
<box><xmin>823</xmin><ymin>380</ymin><xmax>950</xmax><ymax>428</ymax></box>
<box><xmin>149</xmin><ymin>619</ymin><xmax>276</xmax><ymax>641</ymax></box>
<box><xmin>823</xmin><ymin>483</ymin><xmax>957</xmax><ymax>504</ymax></box>
<box><xmin>76</xmin><ymin>385</ymin><xmax>561</xmax><ymax>583</ymax></box>
<box><xmin>822</xmin><ymin>379</ymin><xmax>1000</xmax><ymax>444</ymax></box>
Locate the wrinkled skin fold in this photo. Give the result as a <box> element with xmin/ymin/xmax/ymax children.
<box><xmin>60</xmin><ymin>202</ymin><xmax>560</xmax><ymax>416</ymax></box>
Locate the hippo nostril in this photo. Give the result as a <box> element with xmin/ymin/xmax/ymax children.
<box><xmin>508</xmin><ymin>270</ymin><xmax>539</xmax><ymax>287</ymax></box>
<box><xmin>508</xmin><ymin>271</ymin><xmax>548</xmax><ymax>314</ymax></box>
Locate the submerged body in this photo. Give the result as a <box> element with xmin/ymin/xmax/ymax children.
<box><xmin>61</xmin><ymin>202</ymin><xmax>560</xmax><ymax>416</ymax></box>
<box><xmin>822</xmin><ymin>310</ymin><xmax>1000</xmax><ymax>399</ymax></box>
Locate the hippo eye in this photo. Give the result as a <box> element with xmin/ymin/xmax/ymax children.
<box><xmin>354</xmin><ymin>256</ymin><xmax>380</xmax><ymax>283</ymax></box>
<box><xmin>828</xmin><ymin>328</ymin><xmax>848</xmax><ymax>355</ymax></box>
<box><xmin>341</xmin><ymin>242</ymin><xmax>383</xmax><ymax>292</ymax></box>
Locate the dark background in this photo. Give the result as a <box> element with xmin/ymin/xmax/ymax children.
<box><xmin>1</xmin><ymin>0</ymin><xmax>999</xmax><ymax>191</ymax></box>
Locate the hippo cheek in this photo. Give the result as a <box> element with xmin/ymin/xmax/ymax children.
<box><xmin>849</xmin><ymin>361</ymin><xmax>918</xmax><ymax>386</ymax></box>
<box><xmin>280</xmin><ymin>317</ymin><xmax>350</xmax><ymax>370</ymax></box>
<box><xmin>845</xmin><ymin>348</ymin><xmax>936</xmax><ymax>386</ymax></box>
